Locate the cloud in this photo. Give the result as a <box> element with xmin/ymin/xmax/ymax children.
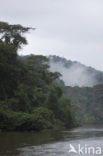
<box><xmin>1</xmin><ymin>0</ymin><xmax>103</xmax><ymax>70</ymax></box>
<box><xmin>49</xmin><ymin>58</ymin><xmax>98</xmax><ymax>87</ymax></box>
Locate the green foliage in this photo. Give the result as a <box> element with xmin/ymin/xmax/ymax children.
<box><xmin>93</xmin><ymin>85</ymin><xmax>103</xmax><ymax>122</ymax></box>
<box><xmin>65</xmin><ymin>85</ymin><xmax>103</xmax><ymax>124</ymax></box>
<box><xmin>0</xmin><ymin>42</ymin><xmax>19</xmax><ymax>100</ymax></box>
<box><xmin>0</xmin><ymin>21</ymin><xmax>77</xmax><ymax>131</ymax></box>
<box><xmin>58</xmin><ymin>96</ymin><xmax>77</xmax><ymax>127</ymax></box>
<box><xmin>0</xmin><ymin>107</ymin><xmax>56</xmax><ymax>131</ymax></box>
<box><xmin>32</xmin><ymin>107</ymin><xmax>55</xmax><ymax>130</ymax></box>
<box><xmin>0</xmin><ymin>21</ymin><xmax>34</xmax><ymax>49</ymax></box>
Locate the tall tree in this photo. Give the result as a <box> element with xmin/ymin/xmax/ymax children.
<box><xmin>0</xmin><ymin>21</ymin><xmax>34</xmax><ymax>50</ymax></box>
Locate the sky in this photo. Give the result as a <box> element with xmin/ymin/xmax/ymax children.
<box><xmin>0</xmin><ymin>0</ymin><xmax>103</xmax><ymax>70</ymax></box>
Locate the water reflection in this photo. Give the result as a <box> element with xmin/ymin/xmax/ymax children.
<box><xmin>0</xmin><ymin>126</ymin><xmax>103</xmax><ymax>156</ymax></box>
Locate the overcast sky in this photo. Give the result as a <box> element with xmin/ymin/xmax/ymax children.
<box><xmin>1</xmin><ymin>0</ymin><xmax>103</xmax><ymax>70</ymax></box>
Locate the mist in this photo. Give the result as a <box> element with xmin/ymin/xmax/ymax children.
<box><xmin>49</xmin><ymin>56</ymin><xmax>100</xmax><ymax>87</ymax></box>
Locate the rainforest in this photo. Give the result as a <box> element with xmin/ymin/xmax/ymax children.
<box><xmin>0</xmin><ymin>22</ymin><xmax>103</xmax><ymax>133</ymax></box>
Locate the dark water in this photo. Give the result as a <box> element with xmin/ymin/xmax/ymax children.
<box><xmin>0</xmin><ymin>126</ymin><xmax>103</xmax><ymax>156</ymax></box>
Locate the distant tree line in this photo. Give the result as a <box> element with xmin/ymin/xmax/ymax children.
<box><xmin>64</xmin><ymin>85</ymin><xmax>103</xmax><ymax>124</ymax></box>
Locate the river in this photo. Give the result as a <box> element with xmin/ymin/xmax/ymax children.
<box><xmin>0</xmin><ymin>126</ymin><xmax>103</xmax><ymax>156</ymax></box>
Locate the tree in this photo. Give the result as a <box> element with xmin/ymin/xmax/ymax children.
<box><xmin>0</xmin><ymin>22</ymin><xmax>34</xmax><ymax>100</ymax></box>
<box><xmin>0</xmin><ymin>42</ymin><xmax>18</xmax><ymax>99</ymax></box>
<box><xmin>0</xmin><ymin>21</ymin><xmax>77</xmax><ymax>131</ymax></box>
<box><xmin>0</xmin><ymin>21</ymin><xmax>34</xmax><ymax>49</ymax></box>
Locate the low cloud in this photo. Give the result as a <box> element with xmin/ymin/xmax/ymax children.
<box><xmin>49</xmin><ymin>56</ymin><xmax>99</xmax><ymax>87</ymax></box>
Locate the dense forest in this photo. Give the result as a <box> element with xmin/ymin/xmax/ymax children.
<box><xmin>0</xmin><ymin>21</ymin><xmax>103</xmax><ymax>132</ymax></box>
<box><xmin>20</xmin><ymin>55</ymin><xmax>103</xmax><ymax>125</ymax></box>
<box><xmin>0</xmin><ymin>21</ymin><xmax>77</xmax><ymax>131</ymax></box>
<box><xmin>65</xmin><ymin>85</ymin><xmax>103</xmax><ymax>124</ymax></box>
<box><xmin>49</xmin><ymin>55</ymin><xmax>103</xmax><ymax>124</ymax></box>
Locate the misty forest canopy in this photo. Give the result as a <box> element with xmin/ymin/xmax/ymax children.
<box><xmin>0</xmin><ymin>21</ymin><xmax>103</xmax><ymax>131</ymax></box>
<box><xmin>20</xmin><ymin>55</ymin><xmax>103</xmax><ymax>124</ymax></box>
<box><xmin>49</xmin><ymin>55</ymin><xmax>103</xmax><ymax>87</ymax></box>
<box><xmin>0</xmin><ymin>21</ymin><xmax>77</xmax><ymax>131</ymax></box>
<box><xmin>49</xmin><ymin>56</ymin><xmax>103</xmax><ymax>124</ymax></box>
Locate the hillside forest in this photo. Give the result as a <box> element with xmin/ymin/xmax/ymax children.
<box><xmin>0</xmin><ymin>21</ymin><xmax>103</xmax><ymax>131</ymax></box>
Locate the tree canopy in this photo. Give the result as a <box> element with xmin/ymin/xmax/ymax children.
<box><xmin>0</xmin><ymin>21</ymin><xmax>34</xmax><ymax>49</ymax></box>
<box><xmin>0</xmin><ymin>21</ymin><xmax>77</xmax><ymax>131</ymax></box>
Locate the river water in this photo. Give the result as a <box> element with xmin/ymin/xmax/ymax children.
<box><xmin>0</xmin><ymin>126</ymin><xmax>103</xmax><ymax>156</ymax></box>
